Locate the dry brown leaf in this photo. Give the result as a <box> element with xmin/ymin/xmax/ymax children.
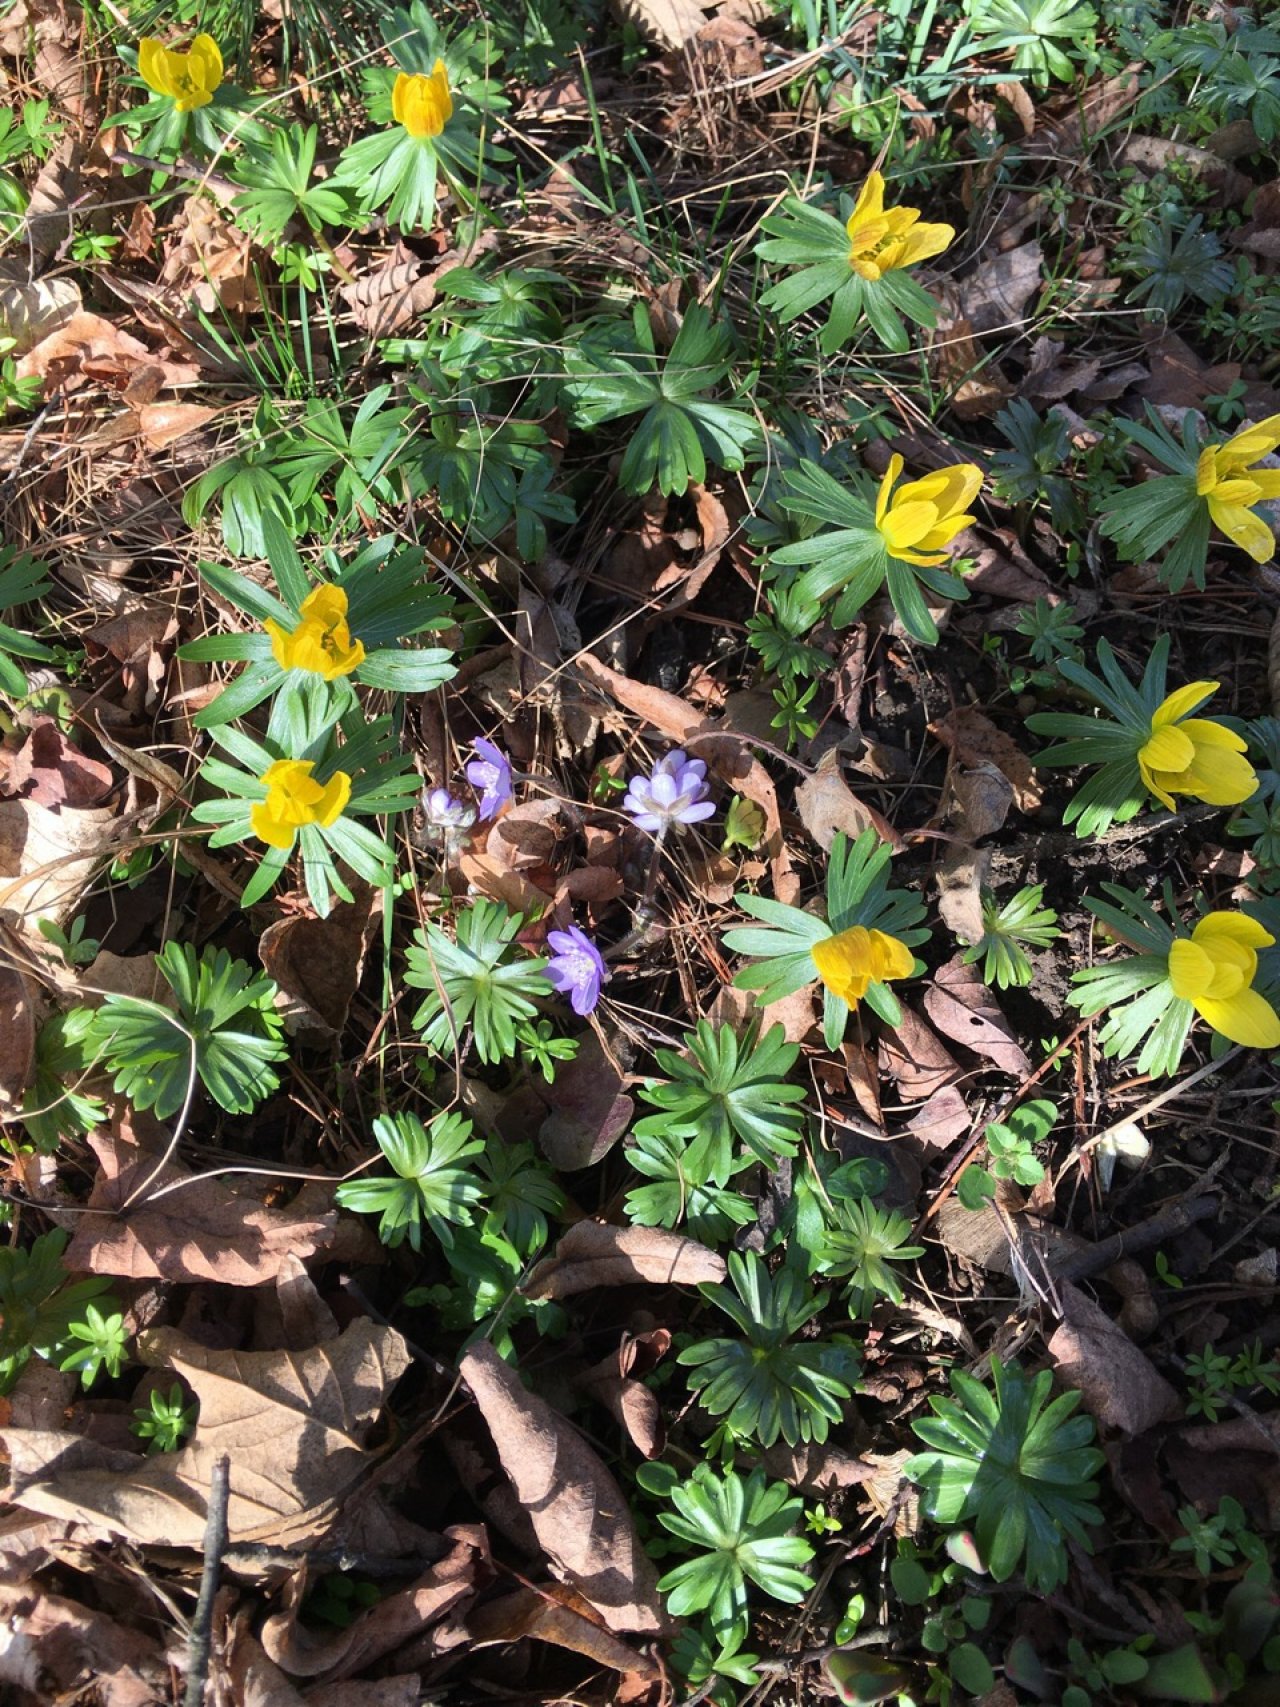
<box><xmin>0</xmin><ymin>717</ymin><xmax>115</xmax><ymax>809</ymax></box>
<box><xmin>0</xmin><ymin>795</ymin><xmax>119</xmax><ymax>927</ymax></box>
<box><xmin>0</xmin><ymin>963</ymin><xmax>35</xmax><ymax>1112</ymax></box>
<box><xmin>923</xmin><ymin>957</ymin><xmax>1031</xmax><ymax>1076</ymax></box>
<box><xmin>0</xmin><ymin>1582</ymin><xmax>167</xmax><ymax>1707</ymax></box>
<box><xmin>935</xmin><ymin>762</ymin><xmax>1015</xmax><ymax>946</ymax></box>
<box><xmin>524</xmin><ymin>1220</ymin><xmax>725</xmax><ymax>1299</ymax></box>
<box><xmin>538</xmin><ymin>1028</ymin><xmax>635</xmax><ymax>1171</ymax></box>
<box><xmin>951</xmin><ymin>241</ymin><xmax>1042</xmax><ymax>336</ymax></box>
<box><xmin>575</xmin><ymin>652</ymin><xmax>799</xmax><ymax>903</ymax></box>
<box><xmin>795</xmin><ymin>747</ymin><xmax>902</xmax><ymax>852</ymax></box>
<box><xmin>612</xmin><ymin>0</ymin><xmax>711</xmax><ymax>48</ymax></box>
<box><xmin>1</xmin><ymin>1317</ymin><xmax>409</xmax><ymax>1549</ymax></box>
<box><xmin>467</xmin><ymin>1581</ymin><xmax>660</xmax><ymax>1678</ymax></box>
<box><xmin>906</xmin><ymin>1084</ymin><xmax>972</xmax><ymax>1150</ymax></box>
<box><xmin>0</xmin><ymin>268</ymin><xmax>79</xmax><ymax>353</ymax></box>
<box><xmin>135</xmin><ymin>401</ymin><xmax>221</xmax><ymax>450</ymax></box>
<box><xmin>261</xmin><ymin>1527</ymin><xmax>485</xmax><ymax>1679</ymax></box>
<box><xmin>931</xmin><ymin>706</ymin><xmax>1041</xmax><ymax>812</ymax></box>
<box><xmin>759</xmin><ymin>1441</ymin><xmax>877</xmax><ymax>1493</ymax></box>
<box><xmin>579</xmin><ymin>1329</ymin><xmax>672</xmax><ymax>1459</ymax></box>
<box><xmin>64</xmin><ymin>1127</ymin><xmax>336</xmax><ymax>1287</ymax></box>
<box><xmin>16</xmin><ymin>311</ymin><xmax>199</xmax><ymax>395</ymax></box>
<box><xmin>259</xmin><ymin>884</ymin><xmax>381</xmax><ymax>1038</ymax></box>
<box><xmin>878</xmin><ymin>1004</ymin><xmax>962</xmax><ymax>1101</ymax></box>
<box><xmin>461</xmin><ymin>1341</ymin><xmax>665</xmax><ymax>1631</ymax></box>
<box><xmin>1047</xmin><ymin>1283</ymin><xmax>1180</xmax><ymax>1437</ymax></box>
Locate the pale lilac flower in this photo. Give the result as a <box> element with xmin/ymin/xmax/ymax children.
<box><xmin>424</xmin><ymin>786</ymin><xmax>476</xmax><ymax>834</ymax></box>
<box><xmin>544</xmin><ymin>925</ymin><xmax>608</xmax><ymax>1017</ymax></box>
<box><xmin>465</xmin><ymin>737</ymin><xmax>513</xmax><ymax>820</ymax></box>
<box><xmin>621</xmin><ymin>748</ymin><xmax>715</xmax><ymax>833</ymax></box>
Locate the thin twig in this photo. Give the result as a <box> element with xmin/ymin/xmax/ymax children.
<box><xmin>183</xmin><ymin>1455</ymin><xmax>231</xmax><ymax>1707</ymax></box>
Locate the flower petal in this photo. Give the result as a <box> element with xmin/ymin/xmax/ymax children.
<box><xmin>1169</xmin><ymin>938</ymin><xmax>1216</xmax><ymax>1001</ymax></box>
<box><xmin>1151</xmin><ymin>682</ymin><xmax>1219</xmax><ymax>728</ymax></box>
<box><xmin>1139</xmin><ymin>724</ymin><xmax>1196</xmax><ymax>773</ymax></box>
<box><xmin>1193</xmin><ymin>911</ymin><xmax>1276</xmax><ymax>952</ymax></box>
<box><xmin>1208</xmin><ymin>498</ymin><xmax>1277</xmax><ymax>563</ymax></box>
<box><xmin>1221</xmin><ymin>413</ymin><xmax>1280</xmax><ymax>465</ymax></box>
<box><xmin>1195</xmin><ymin>988</ymin><xmax>1280</xmax><ymax>1050</ymax></box>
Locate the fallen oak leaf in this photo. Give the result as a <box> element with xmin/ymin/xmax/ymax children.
<box><xmin>1047</xmin><ymin>1282</ymin><xmax>1180</xmax><ymax>1438</ymax></box>
<box><xmin>523</xmin><ymin>1220</ymin><xmax>725</xmax><ymax>1299</ymax></box>
<box><xmin>0</xmin><ymin>716</ymin><xmax>115</xmax><ymax>809</ymax></box>
<box><xmin>466</xmin><ymin>1581</ymin><xmax>661</xmax><ymax>1679</ymax></box>
<box><xmin>460</xmin><ymin>1340</ymin><xmax>666</xmax><ymax>1633</ymax></box>
<box><xmin>795</xmin><ymin>746</ymin><xmax>902</xmax><ymax>853</ymax></box>
<box><xmin>0</xmin><ymin>1317</ymin><xmax>410</xmax><ymax>1550</ymax></box>
<box><xmin>0</xmin><ymin>1582</ymin><xmax>167</xmax><ymax>1707</ymax></box>
<box><xmin>578</xmin><ymin>1328</ymin><xmax>672</xmax><ymax>1459</ymax></box>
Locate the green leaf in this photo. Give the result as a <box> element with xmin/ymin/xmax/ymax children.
<box><xmin>405</xmin><ymin>900</ymin><xmax>548</xmax><ymax>1066</ymax></box>
<box><xmin>335</xmin><ymin>1109</ymin><xmax>487</xmax><ymax>1251</ymax></box>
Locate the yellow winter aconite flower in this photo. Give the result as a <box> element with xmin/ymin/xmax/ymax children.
<box><xmin>1136</xmin><ymin>682</ymin><xmax>1257</xmax><ymax>812</ymax></box>
<box><xmin>137</xmin><ymin>33</ymin><xmax>223</xmax><ymax>112</ymax></box>
<box><xmin>251</xmin><ymin>759</ymin><xmax>351</xmax><ymax>850</ymax></box>
<box><xmin>845</xmin><ymin>171</ymin><xmax>955</xmax><ymax>282</ymax></box>
<box><xmin>1168</xmin><ymin>912</ymin><xmax>1280</xmax><ymax>1050</ymax></box>
<box><xmin>811</xmin><ymin>925</ymin><xmax>915</xmax><ymax>1007</ymax></box>
<box><xmin>1196</xmin><ymin>413</ymin><xmax>1280</xmax><ymax>564</ymax></box>
<box><xmin>874</xmin><ymin>454</ymin><xmax>983</xmax><ymax>566</ymax></box>
<box><xmin>392</xmin><ymin>61</ymin><xmax>453</xmax><ymax>139</ymax></box>
<box><xmin>265</xmin><ymin>584</ymin><xmax>365</xmax><ymax>680</ymax></box>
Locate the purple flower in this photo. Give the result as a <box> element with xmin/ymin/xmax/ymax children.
<box><xmin>544</xmin><ymin>925</ymin><xmax>609</xmax><ymax>1017</ymax></box>
<box><xmin>621</xmin><ymin>748</ymin><xmax>715</xmax><ymax>833</ymax></box>
<box><xmin>424</xmin><ymin>786</ymin><xmax>476</xmax><ymax>833</ymax></box>
<box><xmin>465</xmin><ymin>737</ymin><xmax>514</xmax><ymax>820</ymax></box>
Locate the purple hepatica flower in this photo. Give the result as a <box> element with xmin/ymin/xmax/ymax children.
<box><xmin>424</xmin><ymin>786</ymin><xmax>476</xmax><ymax>834</ymax></box>
<box><xmin>621</xmin><ymin>748</ymin><xmax>716</xmax><ymax>834</ymax></box>
<box><xmin>465</xmin><ymin>737</ymin><xmax>514</xmax><ymax>821</ymax></box>
<box><xmin>545</xmin><ymin>925</ymin><xmax>609</xmax><ymax>1017</ymax></box>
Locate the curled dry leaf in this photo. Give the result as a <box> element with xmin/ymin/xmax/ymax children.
<box><xmin>1047</xmin><ymin>1282</ymin><xmax>1180</xmax><ymax>1438</ymax></box>
<box><xmin>923</xmin><ymin>956</ymin><xmax>1031</xmax><ymax>1076</ymax></box>
<box><xmin>523</xmin><ymin>1220</ymin><xmax>725</xmax><ymax>1300</ymax></box>
<box><xmin>0</xmin><ymin>1582</ymin><xmax>167</xmax><ymax>1707</ymax></box>
<box><xmin>0</xmin><ymin>716</ymin><xmax>115</xmax><ymax>809</ymax></box>
<box><xmin>0</xmin><ymin>267</ymin><xmax>80</xmax><ymax>354</ymax></box>
<box><xmin>261</xmin><ymin>1526</ymin><xmax>486</xmax><ymax>1679</ymax></box>
<box><xmin>935</xmin><ymin>761</ymin><xmax>1015</xmax><ymax>946</ymax></box>
<box><xmin>575</xmin><ymin>650</ymin><xmax>799</xmax><ymax>903</ymax></box>
<box><xmin>931</xmin><ymin>706</ymin><xmax>1041</xmax><ymax>812</ymax></box>
<box><xmin>64</xmin><ymin>1127</ymin><xmax>336</xmax><ymax>1287</ymax></box>
<box><xmin>579</xmin><ymin>1328</ymin><xmax>673</xmax><ymax>1459</ymax></box>
<box><xmin>467</xmin><ymin>1581</ymin><xmax>660</xmax><ymax>1679</ymax></box>
<box><xmin>759</xmin><ymin>1440</ymin><xmax>878</xmax><ymax>1494</ymax></box>
<box><xmin>460</xmin><ymin>1341</ymin><xmax>665</xmax><ymax>1633</ymax></box>
<box><xmin>906</xmin><ymin>1084</ymin><xmax>972</xmax><ymax>1151</ymax></box>
<box><xmin>259</xmin><ymin>883</ymin><xmax>382</xmax><ymax>1038</ymax></box>
<box><xmin>795</xmin><ymin>746</ymin><xmax>902</xmax><ymax>852</ymax></box>
<box><xmin>1</xmin><ymin>1317</ymin><xmax>410</xmax><ymax>1550</ymax></box>
<box><xmin>0</xmin><ymin>796</ymin><xmax>119</xmax><ymax>928</ymax></box>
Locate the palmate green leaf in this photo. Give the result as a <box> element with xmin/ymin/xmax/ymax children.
<box><xmin>21</xmin><ymin>1011</ymin><xmax>106</xmax><ymax>1155</ymax></box>
<box><xmin>680</xmin><ymin>1252</ymin><xmax>857</xmax><ymax>1447</ymax></box>
<box><xmin>405</xmin><ymin>900</ymin><xmax>548</xmax><ymax>1065</ymax></box>
<box><xmin>768</xmin><ymin>458</ymin><xmax>965</xmax><ymax>644</ymax></box>
<box><xmin>623</xmin><ymin>1129</ymin><xmax>756</xmax><ymax>1246</ymax></box>
<box><xmin>726</xmin><ymin>831</ymin><xmax>928</xmax><ymax>1049</ymax></box>
<box><xmin>477</xmin><ymin>1136</ymin><xmax>564</xmax><ymax>1256</ymax></box>
<box><xmin>633</xmin><ymin>1020</ymin><xmax>805</xmax><ymax>1186</ymax></box>
<box><xmin>84</xmin><ymin>942</ymin><xmax>287</xmax><ymax>1120</ymax></box>
<box><xmin>333</xmin><ymin>128</ymin><xmax>440</xmax><ymax>234</ymax></box>
<box><xmin>962</xmin><ymin>884</ymin><xmax>1060</xmax><ymax>989</ymax></box>
<box><xmin>0</xmin><ymin>545</ymin><xmax>56</xmax><ymax>695</ymax></box>
<box><xmin>655</xmin><ymin>1464</ymin><xmax>815</xmax><ymax>1642</ymax></box>
<box><xmin>334</xmin><ymin>1108</ymin><xmax>487</xmax><ymax>1252</ymax></box>
<box><xmin>818</xmin><ymin>1200</ymin><xmax>924</xmax><ymax>1314</ymax></box>
<box><xmin>230</xmin><ymin>124</ymin><xmax>353</xmax><ymax>242</ymax></box>
<box><xmin>906</xmin><ymin>1358</ymin><xmax>1103</xmax><ymax>1593</ymax></box>
<box><xmin>562</xmin><ymin>301</ymin><xmax>761</xmax><ymax>498</ymax></box>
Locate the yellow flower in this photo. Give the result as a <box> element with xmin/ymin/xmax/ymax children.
<box><xmin>1136</xmin><ymin>682</ymin><xmax>1257</xmax><ymax>812</ymax></box>
<box><xmin>845</xmin><ymin>171</ymin><xmax>955</xmax><ymax>282</ymax></box>
<box><xmin>1168</xmin><ymin>912</ymin><xmax>1280</xmax><ymax>1050</ymax></box>
<box><xmin>392</xmin><ymin>61</ymin><xmax>453</xmax><ymax>139</ymax></box>
<box><xmin>874</xmin><ymin>453</ymin><xmax>983</xmax><ymax>566</ymax></box>
<box><xmin>251</xmin><ymin>759</ymin><xmax>351</xmax><ymax>851</ymax></box>
<box><xmin>265</xmin><ymin>584</ymin><xmax>366</xmax><ymax>681</ymax></box>
<box><xmin>1196</xmin><ymin>413</ymin><xmax>1280</xmax><ymax>564</ymax></box>
<box><xmin>138</xmin><ymin>33</ymin><xmax>223</xmax><ymax>112</ymax></box>
<box><xmin>811</xmin><ymin>924</ymin><xmax>915</xmax><ymax>1007</ymax></box>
